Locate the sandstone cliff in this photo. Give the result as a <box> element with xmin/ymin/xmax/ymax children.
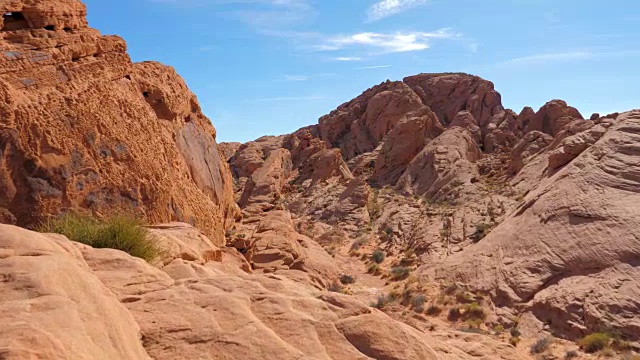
<box><xmin>0</xmin><ymin>0</ymin><xmax>238</xmax><ymax>244</ymax></box>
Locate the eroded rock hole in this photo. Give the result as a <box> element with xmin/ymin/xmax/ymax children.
<box><xmin>143</xmin><ymin>91</ymin><xmax>149</xmax><ymax>98</ymax></box>
<box><xmin>44</xmin><ymin>25</ymin><xmax>55</xmax><ymax>31</ymax></box>
<box><xmin>63</xmin><ymin>27</ymin><xmax>72</xmax><ymax>32</ymax></box>
<box><xmin>2</xmin><ymin>12</ymin><xmax>29</xmax><ymax>31</ymax></box>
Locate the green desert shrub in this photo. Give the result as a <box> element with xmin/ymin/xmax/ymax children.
<box><xmin>41</xmin><ymin>213</ymin><xmax>161</xmax><ymax>262</ymax></box>
<box><xmin>411</xmin><ymin>295</ymin><xmax>426</xmax><ymax>312</ymax></box>
<box><xmin>327</xmin><ymin>282</ymin><xmax>344</xmax><ymax>293</ymax></box>
<box><xmin>350</xmin><ymin>237</ymin><xmax>368</xmax><ymax>251</ymax></box>
<box><xmin>564</xmin><ymin>350</ymin><xmax>579</xmax><ymax>359</ymax></box>
<box><xmin>470</xmin><ymin>222</ymin><xmax>492</xmax><ymax>242</ymax></box>
<box><xmin>367</xmin><ymin>263</ymin><xmax>381</xmax><ymax>275</ymax></box>
<box><xmin>579</xmin><ymin>333</ymin><xmax>611</xmax><ymax>353</ymax></box>
<box><xmin>340</xmin><ymin>274</ymin><xmax>355</xmax><ymax>285</ymax></box>
<box><xmin>530</xmin><ymin>337</ymin><xmax>552</xmax><ymax>354</ymax></box>
<box><xmin>370</xmin><ymin>250</ymin><xmax>386</xmax><ymax>264</ymax></box>
<box><xmin>371</xmin><ymin>295</ymin><xmax>386</xmax><ymax>309</ymax></box>
<box><xmin>426</xmin><ymin>305</ymin><xmax>442</xmax><ymax>316</ymax></box>
<box><xmin>390</xmin><ymin>266</ymin><xmax>411</xmax><ymax>280</ymax></box>
<box><xmin>463</xmin><ymin>302</ymin><xmax>486</xmax><ymax>320</ymax></box>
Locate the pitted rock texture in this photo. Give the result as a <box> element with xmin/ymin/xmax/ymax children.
<box><xmin>432</xmin><ymin>111</ymin><xmax>640</xmax><ymax>343</ymax></box>
<box><xmin>0</xmin><ymin>0</ymin><xmax>237</xmax><ymax>244</ymax></box>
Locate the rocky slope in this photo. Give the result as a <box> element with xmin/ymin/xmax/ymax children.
<box><xmin>1</xmin><ymin>0</ymin><xmax>639</xmax><ymax>359</ymax></box>
<box><xmin>223</xmin><ymin>72</ymin><xmax>640</xmax><ymax>359</ymax></box>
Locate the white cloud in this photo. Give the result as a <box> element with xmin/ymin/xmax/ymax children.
<box><xmin>312</xmin><ymin>28</ymin><xmax>458</xmax><ymax>54</ymax></box>
<box><xmin>332</xmin><ymin>57</ymin><xmax>363</xmax><ymax>61</ymax></box>
<box><xmin>499</xmin><ymin>49</ymin><xmax>640</xmax><ymax>67</ymax></box>
<box><xmin>366</xmin><ymin>0</ymin><xmax>430</xmax><ymax>22</ymax></box>
<box><xmin>283</xmin><ymin>75</ymin><xmax>310</xmax><ymax>81</ymax></box>
<box><xmin>354</xmin><ymin>65</ymin><xmax>392</xmax><ymax>70</ymax></box>
<box><xmin>500</xmin><ymin>51</ymin><xmax>593</xmax><ymax>66</ymax></box>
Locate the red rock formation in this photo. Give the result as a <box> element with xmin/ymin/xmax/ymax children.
<box><xmin>0</xmin><ymin>0</ymin><xmax>238</xmax><ymax>244</ymax></box>
<box><xmin>318</xmin><ymin>81</ymin><xmax>424</xmax><ymax>159</ymax></box>
<box><xmin>403</xmin><ymin>73</ymin><xmax>504</xmax><ymax>128</ymax></box>
<box><xmin>524</xmin><ymin>100</ymin><xmax>584</xmax><ymax>136</ymax></box>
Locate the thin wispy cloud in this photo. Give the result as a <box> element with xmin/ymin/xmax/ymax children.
<box><xmin>283</xmin><ymin>75</ymin><xmax>310</xmax><ymax>81</ymax></box>
<box><xmin>332</xmin><ymin>57</ymin><xmax>364</xmax><ymax>61</ymax></box>
<box><xmin>312</xmin><ymin>28</ymin><xmax>458</xmax><ymax>54</ymax></box>
<box><xmin>366</xmin><ymin>0</ymin><xmax>430</xmax><ymax>22</ymax></box>
<box><xmin>499</xmin><ymin>49</ymin><xmax>640</xmax><ymax>66</ymax></box>
<box><xmin>501</xmin><ymin>51</ymin><xmax>592</xmax><ymax>66</ymax></box>
<box><xmin>151</xmin><ymin>0</ymin><xmax>315</xmax><ymax>29</ymax></box>
<box><xmin>354</xmin><ymin>65</ymin><xmax>392</xmax><ymax>70</ymax></box>
<box><xmin>278</xmin><ymin>73</ymin><xmax>338</xmax><ymax>82</ymax></box>
<box><xmin>245</xmin><ymin>95</ymin><xmax>326</xmax><ymax>102</ymax></box>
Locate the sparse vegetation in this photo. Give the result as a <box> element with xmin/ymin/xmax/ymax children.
<box><xmin>367</xmin><ymin>263</ymin><xmax>382</xmax><ymax>275</ymax></box>
<box><xmin>327</xmin><ymin>282</ymin><xmax>344</xmax><ymax>293</ymax></box>
<box><xmin>530</xmin><ymin>337</ymin><xmax>552</xmax><ymax>354</ymax></box>
<box><xmin>350</xmin><ymin>237</ymin><xmax>368</xmax><ymax>251</ymax></box>
<box><xmin>411</xmin><ymin>295</ymin><xmax>426</xmax><ymax>312</ymax></box>
<box><xmin>509</xmin><ymin>336</ymin><xmax>521</xmax><ymax>347</ymax></box>
<box><xmin>455</xmin><ymin>290</ymin><xmax>475</xmax><ymax>304</ymax></box>
<box><xmin>448</xmin><ymin>307</ymin><xmax>461</xmax><ymax>321</ymax></box>
<box><xmin>370</xmin><ymin>250</ymin><xmax>385</xmax><ymax>264</ymax></box>
<box><xmin>390</xmin><ymin>266</ymin><xmax>411</xmax><ymax>280</ymax></box>
<box><xmin>367</xmin><ymin>189</ymin><xmax>381</xmax><ymax>223</ymax></box>
<box><xmin>600</xmin><ymin>348</ymin><xmax>616</xmax><ymax>358</ymax></box>
<box><xmin>470</xmin><ymin>222</ymin><xmax>492</xmax><ymax>242</ymax></box>
<box><xmin>339</xmin><ymin>274</ymin><xmax>355</xmax><ymax>285</ymax></box>
<box><xmin>426</xmin><ymin>305</ymin><xmax>442</xmax><ymax>316</ymax></box>
<box><xmin>371</xmin><ymin>295</ymin><xmax>386</xmax><ymax>309</ymax></box>
<box><xmin>462</xmin><ymin>302</ymin><xmax>486</xmax><ymax>320</ymax></box>
<box><xmin>564</xmin><ymin>350</ymin><xmax>579</xmax><ymax>359</ymax></box>
<box><xmin>510</xmin><ymin>328</ymin><xmax>521</xmax><ymax>338</ymax></box>
<box><xmin>579</xmin><ymin>333</ymin><xmax>611</xmax><ymax>353</ymax></box>
<box><xmin>40</xmin><ymin>213</ymin><xmax>161</xmax><ymax>262</ymax></box>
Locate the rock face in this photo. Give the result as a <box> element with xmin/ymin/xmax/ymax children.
<box><xmin>0</xmin><ymin>225</ymin><xmax>151</xmax><ymax>360</ymax></box>
<box><xmin>403</xmin><ymin>73</ymin><xmax>504</xmax><ymax>128</ymax></box>
<box><xmin>432</xmin><ymin>111</ymin><xmax>640</xmax><ymax>342</ymax></box>
<box><xmin>0</xmin><ymin>0</ymin><xmax>237</xmax><ymax>244</ymax></box>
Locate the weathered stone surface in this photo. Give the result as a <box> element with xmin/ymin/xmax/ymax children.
<box><xmin>0</xmin><ymin>224</ymin><xmax>151</xmax><ymax>360</ymax></box>
<box><xmin>403</xmin><ymin>73</ymin><xmax>504</xmax><ymax>128</ymax></box>
<box><xmin>0</xmin><ymin>1</ymin><xmax>236</xmax><ymax>244</ymax></box>
<box><xmin>432</xmin><ymin>111</ymin><xmax>640</xmax><ymax>342</ymax></box>
<box><xmin>372</xmin><ymin>106</ymin><xmax>444</xmax><ymax>186</ymax></box>
<box><xmin>396</xmin><ymin>127</ymin><xmax>481</xmax><ymax>198</ymax></box>
<box><xmin>524</xmin><ymin>100</ymin><xmax>583</xmax><ymax>136</ymax></box>
<box><xmin>319</xmin><ymin>81</ymin><xmax>424</xmax><ymax>160</ymax></box>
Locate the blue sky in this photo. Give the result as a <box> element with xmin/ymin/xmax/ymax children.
<box><xmin>83</xmin><ymin>0</ymin><xmax>639</xmax><ymax>143</ymax></box>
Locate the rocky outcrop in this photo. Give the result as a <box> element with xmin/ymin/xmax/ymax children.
<box><xmin>372</xmin><ymin>106</ymin><xmax>444</xmax><ymax>186</ymax></box>
<box><xmin>396</xmin><ymin>127</ymin><xmax>481</xmax><ymax>198</ymax></box>
<box><xmin>0</xmin><ymin>0</ymin><xmax>236</xmax><ymax>244</ymax></box>
<box><xmin>318</xmin><ymin>81</ymin><xmax>425</xmax><ymax>159</ymax></box>
<box><xmin>524</xmin><ymin>100</ymin><xmax>584</xmax><ymax>136</ymax></box>
<box><xmin>403</xmin><ymin>73</ymin><xmax>504</xmax><ymax>128</ymax></box>
<box><xmin>508</xmin><ymin>131</ymin><xmax>553</xmax><ymax>174</ymax></box>
<box><xmin>0</xmin><ymin>225</ymin><xmax>151</xmax><ymax>359</ymax></box>
<box><xmin>432</xmin><ymin>111</ymin><xmax>640</xmax><ymax>342</ymax></box>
